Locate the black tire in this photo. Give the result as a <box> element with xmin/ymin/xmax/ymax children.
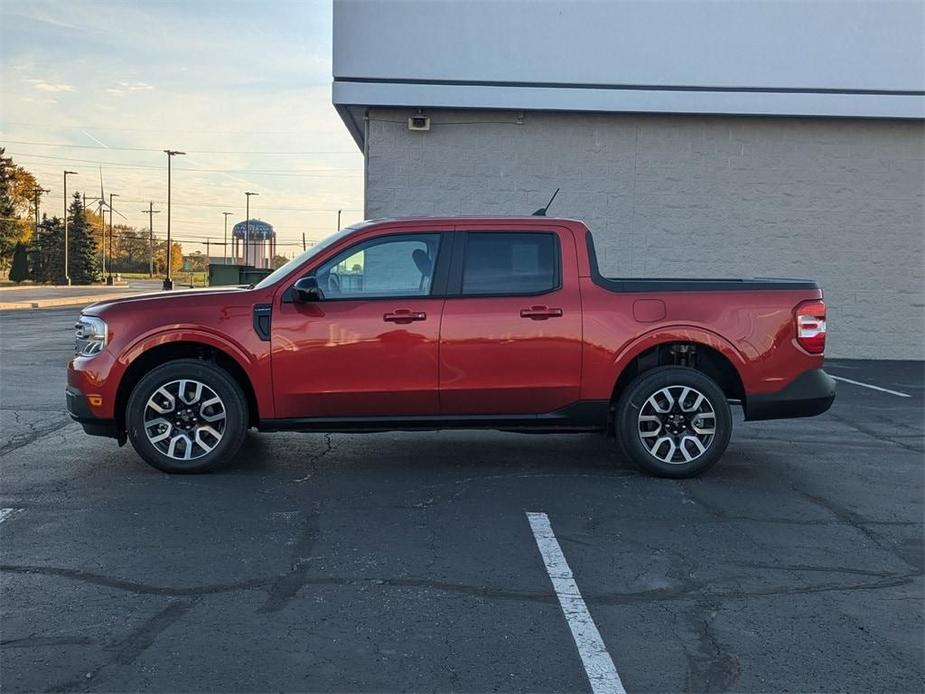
<box><xmin>125</xmin><ymin>359</ymin><xmax>248</xmax><ymax>473</ymax></box>
<box><xmin>615</xmin><ymin>366</ymin><xmax>732</xmax><ymax>478</ymax></box>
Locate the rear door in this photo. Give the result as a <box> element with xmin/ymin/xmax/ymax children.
<box><xmin>438</xmin><ymin>227</ymin><xmax>582</xmax><ymax>415</ymax></box>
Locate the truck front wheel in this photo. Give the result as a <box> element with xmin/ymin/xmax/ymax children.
<box><xmin>615</xmin><ymin>366</ymin><xmax>732</xmax><ymax>478</ymax></box>
<box><xmin>125</xmin><ymin>359</ymin><xmax>248</xmax><ymax>474</ymax></box>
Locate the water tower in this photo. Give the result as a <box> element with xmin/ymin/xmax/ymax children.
<box><xmin>231</xmin><ymin>219</ymin><xmax>276</xmax><ymax>269</ymax></box>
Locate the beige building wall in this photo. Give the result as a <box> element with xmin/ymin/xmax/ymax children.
<box><xmin>364</xmin><ymin>108</ymin><xmax>925</xmax><ymax>359</ymax></box>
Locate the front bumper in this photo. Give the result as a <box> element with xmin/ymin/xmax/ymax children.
<box><xmin>744</xmin><ymin>368</ymin><xmax>836</xmax><ymax>421</ymax></box>
<box><xmin>66</xmin><ymin>386</ymin><xmax>120</xmax><ymax>439</ymax></box>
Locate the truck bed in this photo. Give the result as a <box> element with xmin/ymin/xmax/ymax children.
<box><xmin>585</xmin><ymin>234</ymin><xmax>818</xmax><ymax>292</ymax></box>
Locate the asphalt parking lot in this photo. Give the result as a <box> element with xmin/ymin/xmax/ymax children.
<box><xmin>1</xmin><ymin>307</ymin><xmax>923</xmax><ymax>693</ymax></box>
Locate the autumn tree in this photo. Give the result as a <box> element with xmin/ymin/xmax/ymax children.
<box><xmin>153</xmin><ymin>241</ymin><xmax>183</xmax><ymax>276</ymax></box>
<box><xmin>0</xmin><ymin>148</ymin><xmax>39</xmax><ymax>271</ymax></box>
<box><xmin>112</xmin><ymin>226</ymin><xmax>151</xmax><ymax>273</ymax></box>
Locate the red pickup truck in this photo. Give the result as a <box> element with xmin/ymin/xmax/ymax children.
<box><xmin>67</xmin><ymin>217</ymin><xmax>834</xmax><ymax>478</ymax></box>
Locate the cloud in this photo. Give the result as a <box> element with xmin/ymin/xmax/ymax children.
<box><xmin>106</xmin><ymin>81</ymin><xmax>155</xmax><ymax>96</ymax></box>
<box><xmin>26</xmin><ymin>79</ymin><xmax>75</xmax><ymax>93</ymax></box>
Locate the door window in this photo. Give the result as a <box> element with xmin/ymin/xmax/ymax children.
<box><xmin>461</xmin><ymin>232</ymin><xmax>559</xmax><ymax>296</ymax></box>
<box><xmin>313</xmin><ymin>234</ymin><xmax>441</xmax><ymax>299</ymax></box>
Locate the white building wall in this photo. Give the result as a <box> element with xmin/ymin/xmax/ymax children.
<box><xmin>334</xmin><ymin>0</ymin><xmax>925</xmax><ymax>120</ymax></box>
<box><xmin>365</xmin><ymin>108</ymin><xmax>925</xmax><ymax>360</ymax></box>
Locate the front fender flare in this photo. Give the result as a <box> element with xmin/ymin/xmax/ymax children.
<box><xmin>116</xmin><ymin>327</ymin><xmax>273</xmax><ymax>421</ymax></box>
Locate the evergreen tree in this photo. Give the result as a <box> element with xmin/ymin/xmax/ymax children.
<box><xmin>28</xmin><ymin>215</ymin><xmax>63</xmax><ymax>284</ymax></box>
<box><xmin>67</xmin><ymin>193</ymin><xmax>100</xmax><ymax>284</ymax></box>
<box><xmin>9</xmin><ymin>242</ymin><xmax>28</xmax><ymax>283</ymax></box>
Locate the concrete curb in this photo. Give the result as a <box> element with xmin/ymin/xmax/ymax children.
<box><xmin>0</xmin><ymin>283</ymin><xmax>130</xmax><ymax>292</ymax></box>
<box><xmin>0</xmin><ymin>294</ymin><xmax>138</xmax><ymax>310</ymax></box>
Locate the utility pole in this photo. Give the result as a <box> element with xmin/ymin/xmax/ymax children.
<box><xmin>244</xmin><ymin>192</ymin><xmax>258</xmax><ymax>267</ymax></box>
<box><xmin>302</xmin><ymin>232</ymin><xmax>306</xmax><ymax>251</ymax></box>
<box><xmin>142</xmin><ymin>203</ymin><xmax>160</xmax><ymax>278</ymax></box>
<box><xmin>63</xmin><ymin>170</ymin><xmax>77</xmax><ymax>285</ymax></box>
<box><xmin>30</xmin><ymin>187</ymin><xmax>50</xmax><ymax>281</ymax></box>
<box><xmin>337</xmin><ymin>209</ymin><xmax>342</xmax><ymax>231</ymax></box>
<box><xmin>163</xmin><ymin>150</ymin><xmax>186</xmax><ymax>290</ymax></box>
<box><xmin>106</xmin><ymin>193</ymin><xmax>119</xmax><ymax>285</ymax></box>
<box><xmin>222</xmin><ymin>211</ymin><xmax>233</xmax><ymax>265</ymax></box>
<box><xmin>31</xmin><ymin>187</ymin><xmax>50</xmax><ymax>240</ymax></box>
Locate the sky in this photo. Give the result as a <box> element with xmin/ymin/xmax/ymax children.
<box><xmin>0</xmin><ymin>0</ymin><xmax>364</xmax><ymax>258</ymax></box>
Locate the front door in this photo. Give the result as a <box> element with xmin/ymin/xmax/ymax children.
<box><xmin>271</xmin><ymin>232</ymin><xmax>447</xmax><ymax>419</ymax></box>
<box><xmin>438</xmin><ymin>229</ymin><xmax>583</xmax><ymax>415</ymax></box>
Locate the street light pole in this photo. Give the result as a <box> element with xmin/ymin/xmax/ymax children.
<box><xmin>244</xmin><ymin>192</ymin><xmax>258</xmax><ymax>267</ymax></box>
<box><xmin>222</xmin><ymin>211</ymin><xmax>233</xmax><ymax>265</ymax></box>
<box><xmin>142</xmin><ymin>203</ymin><xmax>160</xmax><ymax>278</ymax></box>
<box><xmin>63</xmin><ymin>171</ymin><xmax>77</xmax><ymax>285</ymax></box>
<box><xmin>106</xmin><ymin>193</ymin><xmax>119</xmax><ymax>285</ymax></box>
<box><xmin>163</xmin><ymin>150</ymin><xmax>186</xmax><ymax>290</ymax></box>
<box><xmin>337</xmin><ymin>209</ymin><xmax>342</xmax><ymax>231</ymax></box>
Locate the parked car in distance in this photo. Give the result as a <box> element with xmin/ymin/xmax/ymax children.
<box><xmin>68</xmin><ymin>217</ymin><xmax>835</xmax><ymax>477</ymax></box>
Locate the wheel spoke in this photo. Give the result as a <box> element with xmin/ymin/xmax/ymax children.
<box><xmin>651</xmin><ymin>436</ymin><xmax>676</xmax><ymax>461</ymax></box>
<box><xmin>680</xmin><ymin>391</ymin><xmax>705</xmax><ymax>412</ymax></box>
<box><xmin>691</xmin><ymin>422</ymin><xmax>716</xmax><ymax>435</ymax></box>
<box><xmin>148</xmin><ymin>387</ymin><xmax>175</xmax><ymax>414</ymax></box>
<box><xmin>194</xmin><ymin>425</ymin><xmax>222</xmax><ymax>453</ymax></box>
<box><xmin>178</xmin><ymin>380</ymin><xmax>203</xmax><ymax>406</ymax></box>
<box><xmin>167</xmin><ymin>434</ymin><xmax>193</xmax><ymax>460</ymax></box>
<box><xmin>199</xmin><ymin>396</ymin><xmax>226</xmax><ymax>423</ymax></box>
<box><xmin>679</xmin><ymin>435</ymin><xmax>706</xmax><ymax>462</ymax></box>
<box><xmin>145</xmin><ymin>418</ymin><xmax>173</xmax><ymax>443</ymax></box>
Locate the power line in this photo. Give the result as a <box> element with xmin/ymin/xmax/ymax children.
<box><xmin>0</xmin><ymin>138</ymin><xmax>360</xmax><ymax>155</ymax></box>
<box><xmin>1</xmin><ymin>120</ymin><xmax>335</xmax><ymax>136</ymax></box>
<box><xmin>8</xmin><ymin>152</ymin><xmax>363</xmax><ymax>177</ymax></box>
<box><xmin>115</xmin><ymin>198</ymin><xmax>362</xmax><ymax>213</ymax></box>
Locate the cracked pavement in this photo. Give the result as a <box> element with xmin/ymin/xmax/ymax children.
<box><xmin>1</xmin><ymin>308</ymin><xmax>923</xmax><ymax>692</ymax></box>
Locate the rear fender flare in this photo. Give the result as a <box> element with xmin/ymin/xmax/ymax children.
<box><xmin>608</xmin><ymin>325</ymin><xmax>754</xmax><ymax>394</ymax></box>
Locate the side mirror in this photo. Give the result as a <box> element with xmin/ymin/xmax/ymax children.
<box><xmin>293</xmin><ymin>276</ymin><xmax>325</xmax><ymax>302</ymax></box>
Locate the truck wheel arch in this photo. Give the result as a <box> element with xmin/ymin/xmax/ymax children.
<box><xmin>608</xmin><ymin>329</ymin><xmax>748</xmax><ymax>411</ymax></box>
<box><xmin>114</xmin><ymin>338</ymin><xmax>261</xmax><ymax>431</ymax></box>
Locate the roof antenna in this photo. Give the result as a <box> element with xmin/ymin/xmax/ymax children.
<box><xmin>532</xmin><ymin>188</ymin><xmax>559</xmax><ymax>216</ymax></box>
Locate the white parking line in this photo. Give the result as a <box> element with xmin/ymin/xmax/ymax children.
<box><xmin>526</xmin><ymin>512</ymin><xmax>626</xmax><ymax>694</ymax></box>
<box><xmin>831</xmin><ymin>375</ymin><xmax>911</xmax><ymax>398</ymax></box>
<box><xmin>0</xmin><ymin>508</ymin><xmax>20</xmax><ymax>524</ymax></box>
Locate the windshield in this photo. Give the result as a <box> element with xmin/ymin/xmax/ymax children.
<box><xmin>252</xmin><ymin>222</ymin><xmax>372</xmax><ymax>290</ymax></box>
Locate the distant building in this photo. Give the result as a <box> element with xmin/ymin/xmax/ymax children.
<box><xmin>332</xmin><ymin>0</ymin><xmax>924</xmax><ymax>359</ymax></box>
<box><xmin>232</xmin><ymin>219</ymin><xmax>276</xmax><ymax>269</ymax></box>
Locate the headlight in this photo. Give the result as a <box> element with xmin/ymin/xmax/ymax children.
<box><xmin>74</xmin><ymin>316</ymin><xmax>108</xmax><ymax>356</ymax></box>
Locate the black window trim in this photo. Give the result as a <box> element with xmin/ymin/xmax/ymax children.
<box><xmin>281</xmin><ymin>231</ymin><xmax>452</xmax><ymax>303</ymax></box>
<box><xmin>447</xmin><ymin>230</ymin><xmax>562</xmax><ymax>299</ymax></box>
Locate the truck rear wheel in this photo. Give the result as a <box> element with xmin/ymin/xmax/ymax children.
<box><xmin>615</xmin><ymin>366</ymin><xmax>731</xmax><ymax>478</ymax></box>
<box><xmin>125</xmin><ymin>359</ymin><xmax>248</xmax><ymax>474</ymax></box>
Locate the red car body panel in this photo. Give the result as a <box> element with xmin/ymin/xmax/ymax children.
<box><xmin>272</xmin><ymin>297</ymin><xmax>445</xmax><ymax>418</ymax></box>
<box><xmin>68</xmin><ymin>217</ymin><xmax>830</xmax><ymax>432</ymax></box>
<box><xmin>438</xmin><ymin>221</ymin><xmax>583</xmax><ymax>415</ymax></box>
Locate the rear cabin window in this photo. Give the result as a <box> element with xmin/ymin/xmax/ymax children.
<box><xmin>462</xmin><ymin>232</ymin><xmax>558</xmax><ymax>296</ymax></box>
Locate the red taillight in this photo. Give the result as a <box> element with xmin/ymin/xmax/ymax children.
<box><xmin>796</xmin><ymin>300</ymin><xmax>827</xmax><ymax>354</ymax></box>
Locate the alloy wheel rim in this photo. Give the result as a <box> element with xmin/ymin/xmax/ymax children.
<box><xmin>637</xmin><ymin>385</ymin><xmax>716</xmax><ymax>465</ymax></box>
<box><xmin>143</xmin><ymin>379</ymin><xmax>226</xmax><ymax>461</ymax></box>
